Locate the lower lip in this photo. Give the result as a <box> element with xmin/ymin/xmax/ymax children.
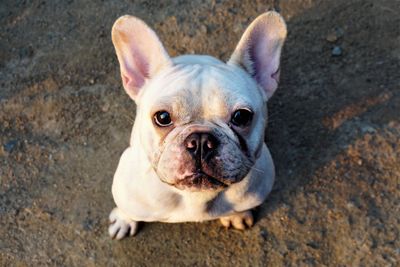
<box><xmin>176</xmin><ymin>173</ymin><xmax>227</xmax><ymax>190</ymax></box>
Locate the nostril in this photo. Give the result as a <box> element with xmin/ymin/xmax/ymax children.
<box><xmin>206</xmin><ymin>140</ymin><xmax>214</xmax><ymax>149</ymax></box>
<box><xmin>201</xmin><ymin>134</ymin><xmax>219</xmax><ymax>152</ymax></box>
<box><xmin>185</xmin><ymin>133</ymin><xmax>200</xmax><ymax>154</ymax></box>
<box><xmin>187</xmin><ymin>140</ymin><xmax>197</xmax><ymax>150</ymax></box>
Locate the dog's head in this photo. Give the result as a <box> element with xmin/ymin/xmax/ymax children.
<box><xmin>112</xmin><ymin>12</ymin><xmax>286</xmax><ymax>191</ymax></box>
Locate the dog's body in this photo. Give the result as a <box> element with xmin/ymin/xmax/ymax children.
<box><xmin>109</xmin><ymin>12</ymin><xmax>286</xmax><ymax>239</ymax></box>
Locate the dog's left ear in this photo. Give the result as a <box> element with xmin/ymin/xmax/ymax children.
<box><xmin>228</xmin><ymin>11</ymin><xmax>287</xmax><ymax>100</ymax></box>
<box><xmin>112</xmin><ymin>15</ymin><xmax>172</xmax><ymax>101</ymax></box>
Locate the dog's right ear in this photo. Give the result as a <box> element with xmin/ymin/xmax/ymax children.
<box><xmin>228</xmin><ymin>12</ymin><xmax>287</xmax><ymax>101</ymax></box>
<box><xmin>112</xmin><ymin>15</ymin><xmax>172</xmax><ymax>101</ymax></box>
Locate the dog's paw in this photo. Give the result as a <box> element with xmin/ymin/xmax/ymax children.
<box><xmin>108</xmin><ymin>208</ymin><xmax>138</xmax><ymax>240</ymax></box>
<box><xmin>219</xmin><ymin>210</ymin><xmax>254</xmax><ymax>230</ymax></box>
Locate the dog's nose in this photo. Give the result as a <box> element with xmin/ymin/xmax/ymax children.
<box><xmin>185</xmin><ymin>133</ymin><xmax>219</xmax><ymax>160</ymax></box>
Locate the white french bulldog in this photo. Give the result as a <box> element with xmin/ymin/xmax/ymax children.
<box><xmin>108</xmin><ymin>11</ymin><xmax>287</xmax><ymax>239</ymax></box>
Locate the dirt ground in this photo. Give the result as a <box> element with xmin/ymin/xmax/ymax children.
<box><xmin>1</xmin><ymin>0</ymin><xmax>399</xmax><ymax>266</ymax></box>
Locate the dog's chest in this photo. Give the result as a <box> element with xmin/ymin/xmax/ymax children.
<box><xmin>160</xmin><ymin>191</ymin><xmax>232</xmax><ymax>222</ymax></box>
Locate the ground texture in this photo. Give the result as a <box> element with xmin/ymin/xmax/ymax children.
<box><xmin>1</xmin><ymin>0</ymin><xmax>399</xmax><ymax>266</ymax></box>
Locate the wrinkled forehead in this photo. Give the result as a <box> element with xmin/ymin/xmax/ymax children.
<box><xmin>141</xmin><ymin>63</ymin><xmax>263</xmax><ymax>118</ymax></box>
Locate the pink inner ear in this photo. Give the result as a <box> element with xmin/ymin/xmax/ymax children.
<box><xmin>121</xmin><ymin>44</ymin><xmax>151</xmax><ymax>96</ymax></box>
<box><xmin>248</xmin><ymin>31</ymin><xmax>280</xmax><ymax>97</ymax></box>
<box><xmin>122</xmin><ymin>72</ymin><xmax>144</xmax><ymax>96</ymax></box>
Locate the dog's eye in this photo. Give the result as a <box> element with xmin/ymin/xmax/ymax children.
<box><xmin>231</xmin><ymin>109</ymin><xmax>253</xmax><ymax>127</ymax></box>
<box><xmin>154</xmin><ymin>111</ymin><xmax>173</xmax><ymax>127</ymax></box>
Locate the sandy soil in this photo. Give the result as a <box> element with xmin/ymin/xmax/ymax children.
<box><xmin>1</xmin><ymin>0</ymin><xmax>399</xmax><ymax>266</ymax></box>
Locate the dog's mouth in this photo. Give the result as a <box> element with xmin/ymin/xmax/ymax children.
<box><xmin>174</xmin><ymin>172</ymin><xmax>229</xmax><ymax>191</ymax></box>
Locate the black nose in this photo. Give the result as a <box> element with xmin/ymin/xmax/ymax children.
<box><xmin>185</xmin><ymin>133</ymin><xmax>219</xmax><ymax>160</ymax></box>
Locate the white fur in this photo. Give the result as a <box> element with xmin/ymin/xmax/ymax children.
<box><xmin>109</xmin><ymin>12</ymin><xmax>286</xmax><ymax>239</ymax></box>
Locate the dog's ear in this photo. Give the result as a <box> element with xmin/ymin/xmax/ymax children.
<box><xmin>228</xmin><ymin>11</ymin><xmax>287</xmax><ymax>100</ymax></box>
<box><xmin>112</xmin><ymin>15</ymin><xmax>172</xmax><ymax>101</ymax></box>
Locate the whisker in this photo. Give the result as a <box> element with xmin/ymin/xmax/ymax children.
<box><xmin>250</xmin><ymin>167</ymin><xmax>264</xmax><ymax>174</ymax></box>
<box><xmin>122</xmin><ymin>114</ymin><xmax>135</xmax><ymax>124</ymax></box>
<box><xmin>120</xmin><ymin>110</ymin><xmax>135</xmax><ymax>124</ymax></box>
<box><xmin>242</xmin><ymin>161</ymin><xmax>265</xmax><ymax>174</ymax></box>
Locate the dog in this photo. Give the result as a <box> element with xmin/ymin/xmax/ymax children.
<box><xmin>108</xmin><ymin>11</ymin><xmax>287</xmax><ymax>239</ymax></box>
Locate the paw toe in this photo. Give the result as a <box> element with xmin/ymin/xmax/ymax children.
<box><xmin>108</xmin><ymin>208</ymin><xmax>138</xmax><ymax>239</ymax></box>
<box><xmin>108</xmin><ymin>221</ymin><xmax>121</xmax><ymax>239</ymax></box>
<box><xmin>232</xmin><ymin>216</ymin><xmax>246</xmax><ymax>230</ymax></box>
<box><xmin>109</xmin><ymin>208</ymin><xmax>119</xmax><ymax>223</ymax></box>
<box><xmin>219</xmin><ymin>210</ymin><xmax>254</xmax><ymax>230</ymax></box>
<box><xmin>220</xmin><ymin>217</ymin><xmax>231</xmax><ymax>228</ymax></box>
<box><xmin>128</xmin><ymin>221</ymin><xmax>138</xmax><ymax>236</ymax></box>
<box><xmin>243</xmin><ymin>212</ymin><xmax>254</xmax><ymax>227</ymax></box>
<box><xmin>115</xmin><ymin>223</ymin><xmax>130</xmax><ymax>240</ymax></box>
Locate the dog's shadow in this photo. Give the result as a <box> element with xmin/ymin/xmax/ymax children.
<box><xmin>255</xmin><ymin>2</ymin><xmax>399</xmax><ymax>222</ymax></box>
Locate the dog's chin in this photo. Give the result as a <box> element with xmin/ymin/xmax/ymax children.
<box><xmin>171</xmin><ymin>172</ymin><xmax>231</xmax><ymax>192</ymax></box>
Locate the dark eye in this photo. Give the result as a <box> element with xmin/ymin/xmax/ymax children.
<box><xmin>231</xmin><ymin>109</ymin><xmax>253</xmax><ymax>127</ymax></box>
<box><xmin>154</xmin><ymin>110</ymin><xmax>173</xmax><ymax>127</ymax></box>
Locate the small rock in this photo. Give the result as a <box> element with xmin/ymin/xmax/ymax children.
<box><xmin>89</xmin><ymin>78</ymin><xmax>95</xmax><ymax>85</ymax></box>
<box><xmin>361</xmin><ymin>125</ymin><xmax>376</xmax><ymax>134</ymax></box>
<box><xmin>4</xmin><ymin>140</ymin><xmax>18</xmax><ymax>153</ymax></box>
<box><xmin>326</xmin><ymin>27</ymin><xmax>344</xmax><ymax>43</ymax></box>
<box><xmin>326</xmin><ymin>33</ymin><xmax>338</xmax><ymax>43</ymax></box>
<box><xmin>101</xmin><ymin>102</ymin><xmax>110</xmax><ymax>112</ymax></box>
<box><xmin>233</xmin><ymin>23</ymin><xmax>244</xmax><ymax>33</ymax></box>
<box><xmin>331</xmin><ymin>46</ymin><xmax>342</xmax><ymax>56</ymax></box>
<box><xmin>199</xmin><ymin>25</ymin><xmax>207</xmax><ymax>34</ymax></box>
<box><xmin>260</xmin><ymin>229</ymin><xmax>268</xmax><ymax>239</ymax></box>
<box><xmin>335</xmin><ymin>27</ymin><xmax>344</xmax><ymax>38</ymax></box>
<box><xmin>306</xmin><ymin>241</ymin><xmax>320</xmax><ymax>249</ymax></box>
<box><xmin>83</xmin><ymin>218</ymin><xmax>94</xmax><ymax>231</ymax></box>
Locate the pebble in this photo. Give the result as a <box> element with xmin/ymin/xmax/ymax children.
<box><xmin>199</xmin><ymin>25</ymin><xmax>207</xmax><ymax>34</ymax></box>
<box><xmin>326</xmin><ymin>33</ymin><xmax>338</xmax><ymax>43</ymax></box>
<box><xmin>331</xmin><ymin>46</ymin><xmax>342</xmax><ymax>56</ymax></box>
<box><xmin>4</xmin><ymin>140</ymin><xmax>18</xmax><ymax>153</ymax></box>
<box><xmin>101</xmin><ymin>102</ymin><xmax>110</xmax><ymax>112</ymax></box>
<box><xmin>260</xmin><ymin>229</ymin><xmax>268</xmax><ymax>239</ymax></box>
<box><xmin>326</xmin><ymin>27</ymin><xmax>344</xmax><ymax>43</ymax></box>
<box><xmin>306</xmin><ymin>241</ymin><xmax>320</xmax><ymax>249</ymax></box>
<box><xmin>335</xmin><ymin>27</ymin><xmax>344</xmax><ymax>38</ymax></box>
<box><xmin>361</xmin><ymin>125</ymin><xmax>376</xmax><ymax>134</ymax></box>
